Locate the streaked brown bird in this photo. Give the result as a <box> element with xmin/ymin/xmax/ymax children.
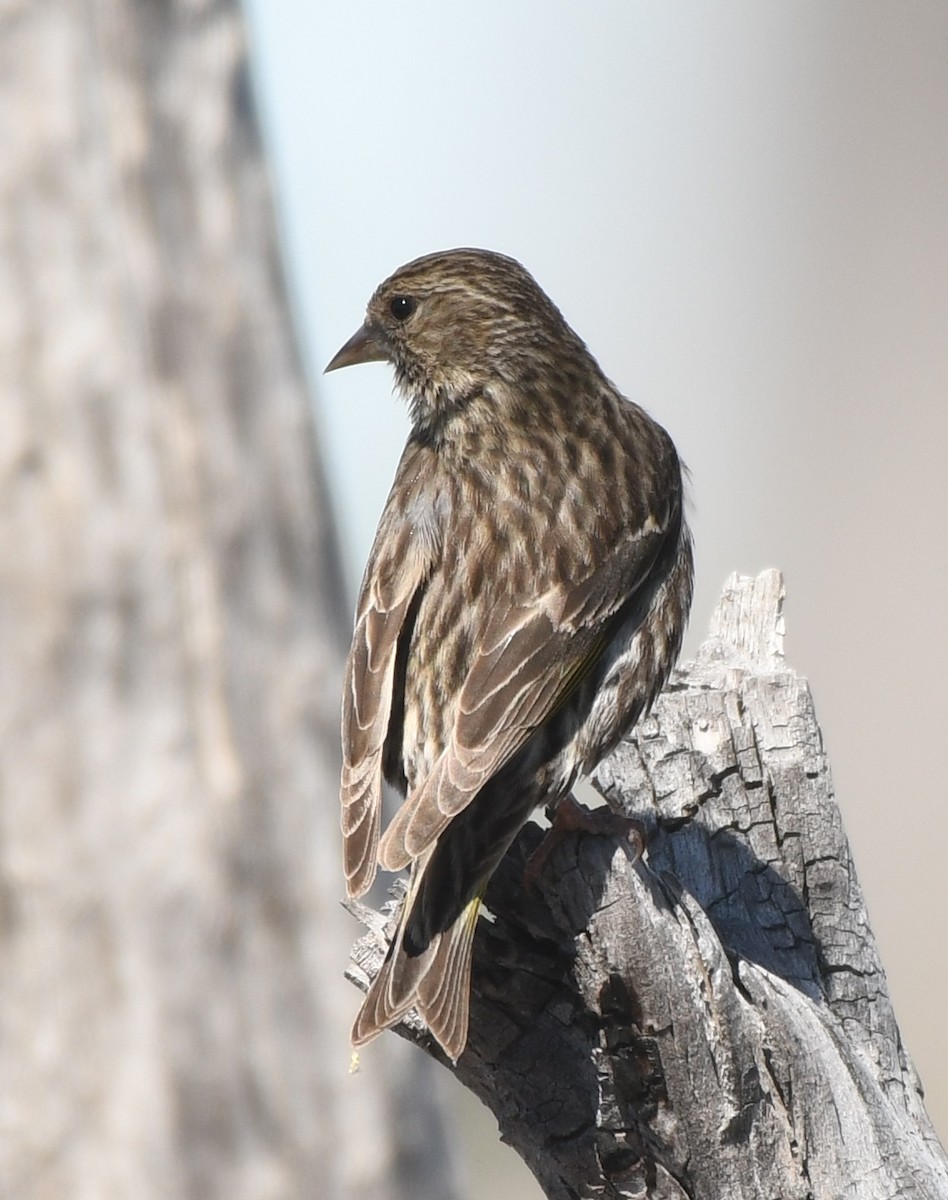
<box><xmin>326</xmin><ymin>248</ymin><xmax>693</xmax><ymax>1061</ymax></box>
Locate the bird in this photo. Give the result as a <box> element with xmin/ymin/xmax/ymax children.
<box><xmin>326</xmin><ymin>248</ymin><xmax>693</xmax><ymax>1062</ymax></box>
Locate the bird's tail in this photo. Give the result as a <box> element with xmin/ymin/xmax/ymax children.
<box><xmin>352</xmin><ymin>861</ymin><xmax>483</xmax><ymax>1062</ymax></box>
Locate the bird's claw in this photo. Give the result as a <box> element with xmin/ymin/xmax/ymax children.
<box><xmin>523</xmin><ymin>794</ymin><xmax>646</xmax><ymax>891</ymax></box>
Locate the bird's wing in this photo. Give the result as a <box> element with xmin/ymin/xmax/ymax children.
<box><xmin>341</xmin><ymin>464</ymin><xmax>438</xmax><ymax>898</ymax></box>
<box><xmin>378</xmin><ymin>509</ymin><xmax>678</xmax><ymax>870</ymax></box>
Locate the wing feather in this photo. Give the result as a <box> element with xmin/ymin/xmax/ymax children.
<box><xmin>341</xmin><ymin>589</ymin><xmax>416</xmax><ymax>897</ymax></box>
<box><xmin>341</xmin><ymin>450</ymin><xmax>439</xmax><ymax>897</ymax></box>
<box><xmin>378</xmin><ymin>517</ymin><xmax>675</xmax><ymax>868</ymax></box>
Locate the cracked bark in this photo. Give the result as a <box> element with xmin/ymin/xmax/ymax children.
<box><xmin>349</xmin><ymin>570</ymin><xmax>948</xmax><ymax>1199</ymax></box>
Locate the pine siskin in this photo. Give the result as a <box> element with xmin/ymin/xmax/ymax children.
<box><xmin>326</xmin><ymin>248</ymin><xmax>693</xmax><ymax>1061</ymax></box>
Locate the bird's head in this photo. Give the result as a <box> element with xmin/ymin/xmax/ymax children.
<box><xmin>325</xmin><ymin>248</ymin><xmax>588</xmax><ymax>434</ymax></box>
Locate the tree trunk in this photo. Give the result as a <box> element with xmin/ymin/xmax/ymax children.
<box><xmin>0</xmin><ymin>2</ymin><xmax>459</xmax><ymax>1197</ymax></box>
<box><xmin>349</xmin><ymin>571</ymin><xmax>948</xmax><ymax>1199</ymax></box>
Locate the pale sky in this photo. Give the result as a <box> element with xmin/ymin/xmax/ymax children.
<box><xmin>244</xmin><ymin>3</ymin><xmax>948</xmax><ymax>1188</ymax></box>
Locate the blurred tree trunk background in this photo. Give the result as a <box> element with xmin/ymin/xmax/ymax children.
<box><xmin>0</xmin><ymin>3</ymin><xmax>460</xmax><ymax>1197</ymax></box>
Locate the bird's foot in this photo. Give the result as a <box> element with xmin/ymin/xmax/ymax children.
<box><xmin>523</xmin><ymin>794</ymin><xmax>646</xmax><ymax>890</ymax></box>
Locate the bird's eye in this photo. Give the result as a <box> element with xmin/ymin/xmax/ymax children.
<box><xmin>390</xmin><ymin>295</ymin><xmax>417</xmax><ymax>321</ymax></box>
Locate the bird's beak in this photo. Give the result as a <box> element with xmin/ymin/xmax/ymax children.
<box><xmin>324</xmin><ymin>321</ymin><xmax>390</xmax><ymax>373</ymax></box>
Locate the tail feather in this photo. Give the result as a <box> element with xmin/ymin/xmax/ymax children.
<box><xmin>350</xmin><ymin>951</ymin><xmax>420</xmax><ymax>1049</ymax></box>
<box><xmin>415</xmin><ymin>897</ymin><xmax>480</xmax><ymax>1059</ymax></box>
<box><xmin>352</xmin><ymin>888</ymin><xmax>483</xmax><ymax>1063</ymax></box>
